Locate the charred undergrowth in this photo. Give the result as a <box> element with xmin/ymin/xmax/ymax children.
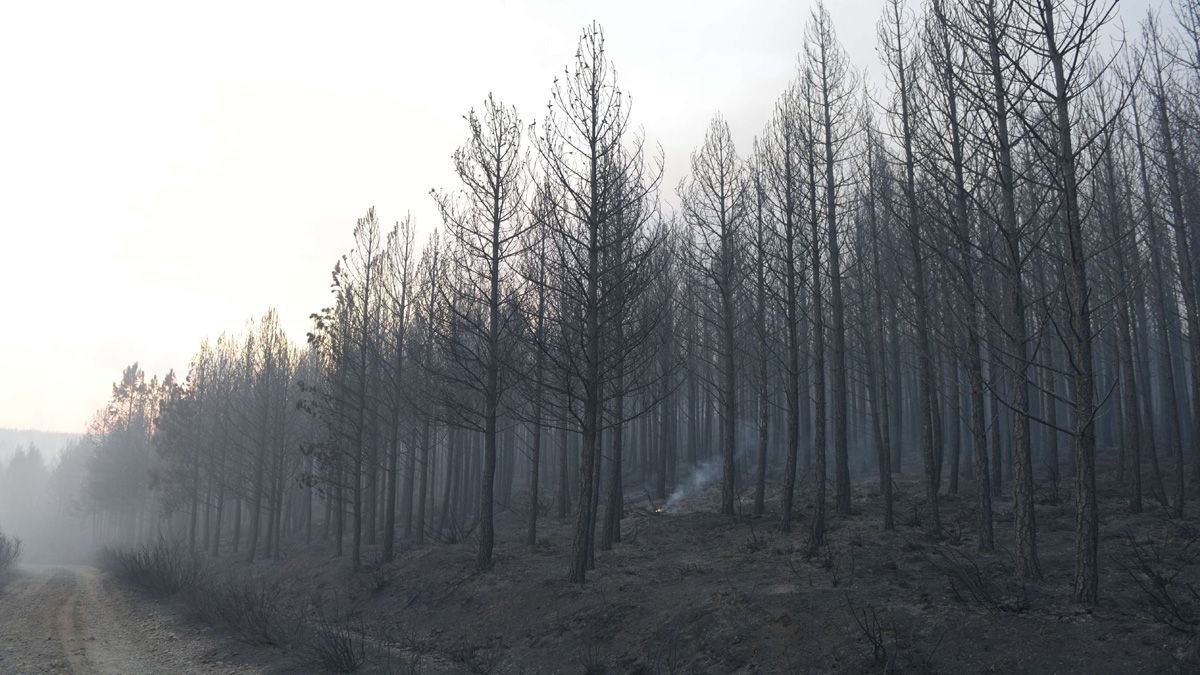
<box><xmin>0</xmin><ymin>529</ymin><xmax>21</xmax><ymax>578</ymax></box>
<box><xmin>98</xmin><ymin>539</ymin><xmax>396</xmax><ymax>672</ymax></box>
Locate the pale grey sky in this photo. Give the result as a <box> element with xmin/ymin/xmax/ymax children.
<box><xmin>0</xmin><ymin>0</ymin><xmax>1156</xmax><ymax>433</ymax></box>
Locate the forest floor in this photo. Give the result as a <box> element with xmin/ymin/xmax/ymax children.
<box><xmin>0</xmin><ymin>564</ymin><xmax>277</xmax><ymax>674</ymax></box>
<box><xmin>216</xmin><ymin>459</ymin><xmax>1200</xmax><ymax>674</ymax></box>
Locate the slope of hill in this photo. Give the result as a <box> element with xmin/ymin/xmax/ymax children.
<box><xmin>149</xmin><ymin>465</ymin><xmax>1193</xmax><ymax>674</ymax></box>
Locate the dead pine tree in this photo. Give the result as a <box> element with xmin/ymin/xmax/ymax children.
<box><xmin>1012</xmin><ymin>0</ymin><xmax>1124</xmax><ymax>602</ymax></box>
<box><xmin>599</xmin><ymin>155</ymin><xmax>662</xmax><ymax>551</ymax></box>
<box><xmin>749</xmin><ymin>159</ymin><xmax>772</xmax><ymax>518</ymax></box>
<box><xmin>806</xmin><ymin>1</ymin><xmax>861</xmax><ymax>519</ymax></box>
<box><xmin>1143</xmin><ymin>13</ymin><xmax>1196</xmax><ymax>515</ymax></box>
<box><xmin>521</xmin><ymin>187</ymin><xmax>553</xmax><ymax>547</ymax></box>
<box><xmin>680</xmin><ymin>114</ymin><xmax>748</xmax><ymax>519</ymax></box>
<box><xmin>859</xmin><ymin>121</ymin><xmax>895</xmax><ymax>531</ymax></box>
<box><xmin>756</xmin><ymin>84</ymin><xmax>808</xmax><ymax>533</ymax></box>
<box><xmin>380</xmin><ymin>216</ymin><xmax>415</xmax><ymax>561</ymax></box>
<box><xmin>799</xmin><ymin>63</ymin><xmax>830</xmax><ymax>550</ymax></box>
<box><xmin>432</xmin><ymin>94</ymin><xmax>529</xmax><ymax>572</ymax></box>
<box><xmin>535</xmin><ymin>22</ymin><xmax>662</xmax><ymax>583</ymax></box>
<box><xmin>955</xmin><ymin>0</ymin><xmax>1042</xmax><ymax>575</ymax></box>
<box><xmin>878</xmin><ymin>0</ymin><xmax>941</xmax><ymax>536</ymax></box>
<box><xmin>922</xmin><ymin>0</ymin><xmax>993</xmax><ymax>549</ymax></box>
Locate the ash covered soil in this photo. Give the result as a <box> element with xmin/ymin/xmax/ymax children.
<box><xmin>235</xmin><ymin>465</ymin><xmax>1199</xmax><ymax>674</ymax></box>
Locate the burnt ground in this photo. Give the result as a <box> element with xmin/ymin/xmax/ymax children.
<box><xmin>214</xmin><ymin>459</ymin><xmax>1200</xmax><ymax>674</ymax></box>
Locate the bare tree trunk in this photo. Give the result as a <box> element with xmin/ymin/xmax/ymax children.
<box><xmin>558</xmin><ymin>426</ymin><xmax>571</xmax><ymax>518</ymax></box>
<box><xmin>863</xmin><ymin>164</ymin><xmax>893</xmax><ymax>529</ymax></box>
<box><xmin>720</xmin><ymin>285</ymin><xmax>737</xmax><ymax>517</ymax></box>
<box><xmin>1152</xmin><ymin>46</ymin><xmax>1199</xmax><ymax>515</ymax></box>
<box><xmin>754</xmin><ymin>189</ymin><xmax>770</xmax><ymax>516</ymax></box>
<box><xmin>602</xmin><ymin>389</ymin><xmax>625</xmax><ymax>549</ymax></box>
<box><xmin>887</xmin><ymin>0</ymin><xmax>938</xmax><ymax>532</ymax></box>
<box><xmin>1035</xmin><ymin>0</ymin><xmax>1094</xmax><ymax>600</ymax></box>
<box><xmin>1133</xmin><ymin>97</ymin><xmax>1177</xmax><ymax>509</ymax></box>
<box><xmin>808</xmin><ymin>140</ymin><xmax>828</xmax><ymax>550</ymax></box>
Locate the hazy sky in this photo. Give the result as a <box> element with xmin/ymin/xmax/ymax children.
<box><xmin>0</xmin><ymin>0</ymin><xmax>1156</xmax><ymax>433</ymax></box>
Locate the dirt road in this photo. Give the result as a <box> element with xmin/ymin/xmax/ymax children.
<box><xmin>0</xmin><ymin>565</ymin><xmax>263</xmax><ymax>674</ymax></box>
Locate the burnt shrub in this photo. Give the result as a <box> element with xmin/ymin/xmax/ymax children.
<box><xmin>304</xmin><ymin>602</ymin><xmax>368</xmax><ymax>673</ymax></box>
<box><xmin>98</xmin><ymin>538</ymin><xmax>202</xmax><ymax>597</ymax></box>
<box><xmin>187</xmin><ymin>573</ymin><xmax>295</xmax><ymax>646</ymax></box>
<box><xmin>0</xmin><ymin>530</ymin><xmax>21</xmax><ymax>575</ymax></box>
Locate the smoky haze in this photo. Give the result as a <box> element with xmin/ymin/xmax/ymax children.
<box><xmin>0</xmin><ymin>0</ymin><xmax>1152</xmax><ymax>434</ymax></box>
<box><xmin>0</xmin><ymin>0</ymin><xmax>847</xmax><ymax>434</ymax></box>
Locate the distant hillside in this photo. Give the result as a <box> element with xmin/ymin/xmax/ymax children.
<box><xmin>0</xmin><ymin>428</ymin><xmax>81</xmax><ymax>464</ymax></box>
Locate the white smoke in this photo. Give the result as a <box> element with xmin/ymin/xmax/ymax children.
<box><xmin>663</xmin><ymin>458</ymin><xmax>722</xmax><ymax>513</ymax></box>
<box><xmin>663</xmin><ymin>425</ymin><xmax>761</xmax><ymax>513</ymax></box>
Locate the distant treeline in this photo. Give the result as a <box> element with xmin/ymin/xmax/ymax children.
<box><xmin>0</xmin><ymin>429</ymin><xmax>79</xmax><ymax>463</ymax></box>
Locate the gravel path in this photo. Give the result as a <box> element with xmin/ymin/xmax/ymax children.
<box><xmin>0</xmin><ymin>564</ymin><xmax>264</xmax><ymax>674</ymax></box>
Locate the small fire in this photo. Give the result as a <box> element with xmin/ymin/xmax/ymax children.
<box><xmin>654</xmin><ymin>507</ymin><xmax>663</xmax><ymax>514</ymax></box>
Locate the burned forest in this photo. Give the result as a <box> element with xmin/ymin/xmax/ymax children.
<box><xmin>6</xmin><ymin>0</ymin><xmax>1200</xmax><ymax>672</ymax></box>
